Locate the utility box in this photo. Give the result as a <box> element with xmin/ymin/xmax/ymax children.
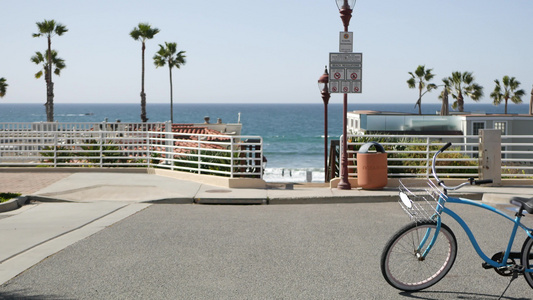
<box><xmin>357</xmin><ymin>142</ymin><xmax>388</xmax><ymax>189</ymax></box>
<box><xmin>479</xmin><ymin>129</ymin><xmax>501</xmax><ymax>186</ymax></box>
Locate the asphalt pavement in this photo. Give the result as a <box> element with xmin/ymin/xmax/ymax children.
<box><xmin>0</xmin><ymin>171</ymin><xmax>533</xmax><ymax>299</ymax></box>
<box><xmin>2</xmin><ymin>203</ymin><xmax>533</xmax><ymax>299</ymax></box>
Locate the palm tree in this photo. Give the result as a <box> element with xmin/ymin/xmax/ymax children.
<box><xmin>490</xmin><ymin>76</ymin><xmax>525</xmax><ymax>114</ymax></box>
<box><xmin>446</xmin><ymin>71</ymin><xmax>483</xmax><ymax>112</ymax></box>
<box><xmin>33</xmin><ymin>19</ymin><xmax>68</xmax><ymax>122</ymax></box>
<box><xmin>407</xmin><ymin>65</ymin><xmax>437</xmax><ymax>115</ymax></box>
<box><xmin>438</xmin><ymin>78</ymin><xmax>451</xmax><ymax>116</ymax></box>
<box><xmin>153</xmin><ymin>42</ymin><xmax>186</xmax><ymax>123</ymax></box>
<box><xmin>130</xmin><ymin>23</ymin><xmax>160</xmax><ymax>122</ymax></box>
<box><xmin>0</xmin><ymin>78</ymin><xmax>7</xmax><ymax>98</ymax></box>
<box><xmin>31</xmin><ymin>50</ymin><xmax>66</xmax><ymax>85</ymax></box>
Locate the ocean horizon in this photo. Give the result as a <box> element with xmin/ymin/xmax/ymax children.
<box><xmin>1</xmin><ymin>102</ymin><xmax>530</xmax><ymax>182</ymax></box>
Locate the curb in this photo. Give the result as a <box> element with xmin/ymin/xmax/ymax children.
<box><xmin>194</xmin><ymin>197</ymin><xmax>267</xmax><ymax>205</ymax></box>
<box><xmin>268</xmin><ymin>195</ymin><xmax>398</xmax><ymax>205</ymax></box>
<box><xmin>0</xmin><ymin>196</ymin><xmax>29</xmax><ymax>213</ymax></box>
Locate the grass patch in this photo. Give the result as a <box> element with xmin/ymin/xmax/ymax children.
<box><xmin>0</xmin><ymin>193</ymin><xmax>21</xmax><ymax>203</ymax></box>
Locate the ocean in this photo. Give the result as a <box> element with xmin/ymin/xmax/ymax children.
<box><xmin>0</xmin><ymin>102</ymin><xmax>530</xmax><ymax>182</ymax></box>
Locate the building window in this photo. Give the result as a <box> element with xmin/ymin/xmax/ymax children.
<box><xmin>494</xmin><ymin>121</ymin><xmax>507</xmax><ymax>135</ymax></box>
<box><xmin>473</xmin><ymin>122</ymin><xmax>485</xmax><ymax>135</ymax></box>
<box><xmin>473</xmin><ymin>146</ymin><xmax>479</xmax><ymax>158</ymax></box>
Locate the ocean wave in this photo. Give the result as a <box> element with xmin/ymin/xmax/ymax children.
<box><xmin>263</xmin><ymin>167</ymin><xmax>325</xmax><ymax>183</ymax></box>
<box><xmin>56</xmin><ymin>113</ymin><xmax>94</xmax><ymax>117</ymax></box>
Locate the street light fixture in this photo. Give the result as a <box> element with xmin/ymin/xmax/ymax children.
<box><xmin>318</xmin><ymin>66</ymin><xmax>330</xmax><ymax>183</ymax></box>
<box><xmin>336</xmin><ymin>0</ymin><xmax>356</xmax><ymax>31</ymax></box>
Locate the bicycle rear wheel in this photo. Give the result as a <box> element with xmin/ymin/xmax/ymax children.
<box><xmin>520</xmin><ymin>237</ymin><xmax>533</xmax><ymax>288</ymax></box>
<box><xmin>381</xmin><ymin>220</ymin><xmax>457</xmax><ymax>291</ymax></box>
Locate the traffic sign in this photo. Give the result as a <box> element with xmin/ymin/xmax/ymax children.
<box><xmin>329</xmin><ymin>52</ymin><xmax>362</xmax><ymax>93</ymax></box>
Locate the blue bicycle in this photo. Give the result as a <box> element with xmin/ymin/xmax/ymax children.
<box><xmin>380</xmin><ymin>142</ymin><xmax>533</xmax><ymax>294</ymax></box>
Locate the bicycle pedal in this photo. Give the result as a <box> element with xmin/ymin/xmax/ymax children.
<box><xmin>482</xmin><ymin>262</ymin><xmax>493</xmax><ymax>269</ymax></box>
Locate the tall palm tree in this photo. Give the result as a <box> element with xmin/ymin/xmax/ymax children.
<box><xmin>130</xmin><ymin>23</ymin><xmax>160</xmax><ymax>122</ymax></box>
<box><xmin>407</xmin><ymin>65</ymin><xmax>437</xmax><ymax>115</ymax></box>
<box><xmin>438</xmin><ymin>78</ymin><xmax>451</xmax><ymax>116</ymax></box>
<box><xmin>446</xmin><ymin>71</ymin><xmax>483</xmax><ymax>112</ymax></box>
<box><xmin>33</xmin><ymin>19</ymin><xmax>68</xmax><ymax>122</ymax></box>
<box><xmin>31</xmin><ymin>50</ymin><xmax>66</xmax><ymax>84</ymax></box>
<box><xmin>490</xmin><ymin>76</ymin><xmax>525</xmax><ymax>114</ymax></box>
<box><xmin>153</xmin><ymin>42</ymin><xmax>186</xmax><ymax>123</ymax></box>
<box><xmin>530</xmin><ymin>85</ymin><xmax>533</xmax><ymax>116</ymax></box>
<box><xmin>0</xmin><ymin>78</ymin><xmax>7</xmax><ymax>98</ymax></box>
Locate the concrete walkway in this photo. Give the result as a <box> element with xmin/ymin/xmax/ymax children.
<box><xmin>0</xmin><ymin>170</ymin><xmax>532</xmax><ymax>286</ymax></box>
<box><xmin>4</xmin><ymin>170</ymin><xmax>525</xmax><ymax>205</ymax></box>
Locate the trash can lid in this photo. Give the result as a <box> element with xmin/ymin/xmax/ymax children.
<box><xmin>359</xmin><ymin>141</ymin><xmax>386</xmax><ymax>153</ymax></box>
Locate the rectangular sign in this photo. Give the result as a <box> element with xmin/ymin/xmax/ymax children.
<box><xmin>339</xmin><ymin>43</ymin><xmax>353</xmax><ymax>53</ymax></box>
<box><xmin>339</xmin><ymin>32</ymin><xmax>353</xmax><ymax>53</ymax></box>
<box><xmin>329</xmin><ymin>52</ymin><xmax>362</xmax><ymax>93</ymax></box>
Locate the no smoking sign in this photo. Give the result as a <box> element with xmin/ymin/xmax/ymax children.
<box><xmin>331</xmin><ymin>69</ymin><xmax>345</xmax><ymax>80</ymax></box>
<box><xmin>347</xmin><ymin>69</ymin><xmax>361</xmax><ymax>81</ymax></box>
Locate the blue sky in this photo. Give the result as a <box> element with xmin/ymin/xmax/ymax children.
<box><xmin>1</xmin><ymin>0</ymin><xmax>532</xmax><ymax>105</ymax></box>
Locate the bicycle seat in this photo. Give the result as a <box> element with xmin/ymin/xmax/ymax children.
<box><xmin>510</xmin><ymin>197</ymin><xmax>533</xmax><ymax>214</ymax></box>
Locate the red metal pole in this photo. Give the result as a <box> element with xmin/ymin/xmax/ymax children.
<box><xmin>337</xmin><ymin>93</ymin><xmax>351</xmax><ymax>189</ymax></box>
<box><xmin>324</xmin><ymin>100</ymin><xmax>328</xmax><ymax>182</ymax></box>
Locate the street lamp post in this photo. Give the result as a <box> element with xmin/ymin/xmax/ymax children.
<box><xmin>336</xmin><ymin>0</ymin><xmax>355</xmax><ymax>31</ymax></box>
<box><xmin>335</xmin><ymin>0</ymin><xmax>356</xmax><ymax>190</ymax></box>
<box><xmin>318</xmin><ymin>66</ymin><xmax>331</xmax><ymax>183</ymax></box>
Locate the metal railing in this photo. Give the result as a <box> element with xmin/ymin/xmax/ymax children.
<box><xmin>0</xmin><ymin>122</ymin><xmax>263</xmax><ymax>178</ymax></box>
<box><xmin>4</xmin><ymin>123</ymin><xmax>533</xmax><ymax>180</ymax></box>
<box><xmin>343</xmin><ymin>134</ymin><xmax>533</xmax><ymax>178</ymax></box>
<box><xmin>501</xmin><ymin>135</ymin><xmax>533</xmax><ymax>177</ymax></box>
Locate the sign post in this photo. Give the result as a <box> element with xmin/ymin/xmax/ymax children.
<box><xmin>329</xmin><ymin>24</ymin><xmax>362</xmax><ymax>190</ymax></box>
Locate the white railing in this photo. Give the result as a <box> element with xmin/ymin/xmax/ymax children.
<box><xmin>345</xmin><ymin>134</ymin><xmax>533</xmax><ymax>178</ymax></box>
<box><xmin>0</xmin><ymin>123</ymin><xmax>263</xmax><ymax>179</ymax></box>
<box><xmin>501</xmin><ymin>135</ymin><xmax>533</xmax><ymax>177</ymax></box>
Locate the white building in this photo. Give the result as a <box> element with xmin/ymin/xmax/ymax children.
<box><xmin>347</xmin><ymin>110</ymin><xmax>533</xmax><ymax>159</ymax></box>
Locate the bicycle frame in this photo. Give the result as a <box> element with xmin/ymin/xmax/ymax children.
<box><xmin>425</xmin><ymin>194</ymin><xmax>533</xmax><ymax>272</ymax></box>
<box><xmin>385</xmin><ymin>142</ymin><xmax>533</xmax><ymax>293</ymax></box>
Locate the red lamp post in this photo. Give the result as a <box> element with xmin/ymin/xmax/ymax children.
<box><xmin>336</xmin><ymin>0</ymin><xmax>356</xmax><ymax>31</ymax></box>
<box><xmin>318</xmin><ymin>66</ymin><xmax>330</xmax><ymax>182</ymax></box>
<box><xmin>335</xmin><ymin>0</ymin><xmax>356</xmax><ymax>190</ymax></box>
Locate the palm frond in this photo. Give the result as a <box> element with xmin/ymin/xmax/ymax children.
<box><xmin>131</xmin><ymin>23</ymin><xmax>160</xmax><ymax>41</ymax></box>
<box><xmin>490</xmin><ymin>75</ymin><xmax>524</xmax><ymax>112</ymax></box>
<box><xmin>34</xmin><ymin>19</ymin><xmax>68</xmax><ymax>38</ymax></box>
<box><xmin>0</xmin><ymin>77</ymin><xmax>7</xmax><ymax>97</ymax></box>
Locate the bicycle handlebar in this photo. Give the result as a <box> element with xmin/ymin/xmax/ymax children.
<box><xmin>472</xmin><ymin>179</ymin><xmax>493</xmax><ymax>185</ymax></box>
<box><xmin>440</xmin><ymin>142</ymin><xmax>452</xmax><ymax>152</ymax></box>
<box><xmin>431</xmin><ymin>142</ymin><xmax>493</xmax><ymax>191</ymax></box>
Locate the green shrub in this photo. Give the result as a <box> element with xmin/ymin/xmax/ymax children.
<box><xmin>40</xmin><ymin>140</ymin><xmax>129</xmax><ymax>166</ymax></box>
<box><xmin>349</xmin><ymin>136</ymin><xmax>478</xmax><ymax>177</ymax></box>
<box><xmin>0</xmin><ymin>192</ymin><xmax>21</xmax><ymax>203</ymax></box>
<box><xmin>40</xmin><ymin>145</ymin><xmax>73</xmax><ymax>164</ymax></box>
<box><xmin>174</xmin><ymin>149</ymin><xmax>234</xmax><ymax>175</ymax></box>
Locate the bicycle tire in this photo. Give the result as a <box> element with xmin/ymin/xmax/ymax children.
<box><xmin>381</xmin><ymin>220</ymin><xmax>457</xmax><ymax>291</ymax></box>
<box><xmin>520</xmin><ymin>236</ymin><xmax>533</xmax><ymax>288</ymax></box>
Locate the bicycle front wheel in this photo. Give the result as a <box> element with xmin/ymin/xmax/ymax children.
<box><xmin>381</xmin><ymin>220</ymin><xmax>457</xmax><ymax>291</ymax></box>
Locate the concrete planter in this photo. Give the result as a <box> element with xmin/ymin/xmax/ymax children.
<box><xmin>0</xmin><ymin>196</ymin><xmax>28</xmax><ymax>213</ymax></box>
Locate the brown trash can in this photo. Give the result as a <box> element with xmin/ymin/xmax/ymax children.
<box><xmin>357</xmin><ymin>142</ymin><xmax>388</xmax><ymax>189</ymax></box>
